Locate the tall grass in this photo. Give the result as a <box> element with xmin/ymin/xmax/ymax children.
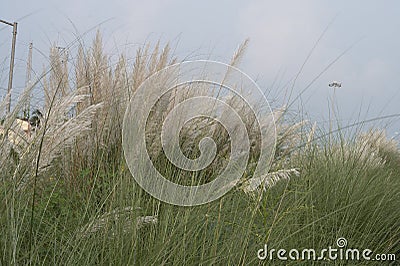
<box><xmin>0</xmin><ymin>31</ymin><xmax>399</xmax><ymax>265</ymax></box>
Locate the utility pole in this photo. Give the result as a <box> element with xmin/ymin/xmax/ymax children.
<box><xmin>0</xmin><ymin>19</ymin><xmax>18</xmax><ymax>114</ymax></box>
<box><xmin>24</xmin><ymin>42</ymin><xmax>33</xmax><ymax>119</ymax></box>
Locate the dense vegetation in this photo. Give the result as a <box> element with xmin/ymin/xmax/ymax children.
<box><xmin>1</xmin><ymin>32</ymin><xmax>399</xmax><ymax>265</ymax></box>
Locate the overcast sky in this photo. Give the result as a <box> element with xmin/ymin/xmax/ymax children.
<box><xmin>1</xmin><ymin>0</ymin><xmax>400</xmax><ymax>137</ymax></box>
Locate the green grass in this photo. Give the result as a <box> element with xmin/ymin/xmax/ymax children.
<box><xmin>1</xmin><ymin>131</ymin><xmax>399</xmax><ymax>265</ymax></box>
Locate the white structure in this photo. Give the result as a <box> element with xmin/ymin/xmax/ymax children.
<box><xmin>0</xmin><ymin>119</ymin><xmax>32</xmax><ymax>149</ymax></box>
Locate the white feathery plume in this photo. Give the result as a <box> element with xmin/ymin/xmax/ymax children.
<box><xmin>356</xmin><ymin>129</ymin><xmax>399</xmax><ymax>157</ymax></box>
<box><xmin>14</xmin><ymin>88</ymin><xmax>102</xmax><ymax>190</ymax></box>
<box><xmin>38</xmin><ymin>102</ymin><xmax>103</xmax><ymax>172</ymax></box>
<box><xmin>242</xmin><ymin>168</ymin><xmax>300</xmax><ymax>193</ymax></box>
<box><xmin>78</xmin><ymin>206</ymin><xmax>157</xmax><ymax>238</ymax></box>
<box><xmin>307</xmin><ymin>122</ymin><xmax>317</xmax><ymax>149</ymax></box>
<box><xmin>0</xmin><ymin>84</ymin><xmax>36</xmax><ymax>171</ymax></box>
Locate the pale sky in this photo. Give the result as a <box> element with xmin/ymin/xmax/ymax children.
<box><xmin>1</xmin><ymin>0</ymin><xmax>400</xmax><ymax>137</ymax></box>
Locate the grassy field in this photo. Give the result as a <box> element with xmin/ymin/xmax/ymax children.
<box><xmin>1</xmin><ymin>32</ymin><xmax>399</xmax><ymax>265</ymax></box>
